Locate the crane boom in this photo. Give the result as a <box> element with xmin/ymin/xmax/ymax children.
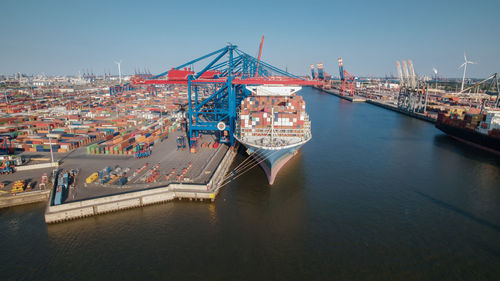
<box><xmin>255</xmin><ymin>35</ymin><xmax>265</xmax><ymax>77</ymax></box>
<box><xmin>396</xmin><ymin>61</ymin><xmax>403</xmax><ymax>85</ymax></box>
<box><xmin>402</xmin><ymin>60</ymin><xmax>410</xmax><ymax>87</ymax></box>
<box><xmin>408</xmin><ymin>60</ymin><xmax>417</xmax><ymax>88</ymax></box>
<box><xmin>338</xmin><ymin>58</ymin><xmax>345</xmax><ymax>81</ymax></box>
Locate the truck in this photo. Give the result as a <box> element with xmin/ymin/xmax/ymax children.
<box><xmin>0</xmin><ymin>160</ymin><xmax>14</xmax><ymax>174</ymax></box>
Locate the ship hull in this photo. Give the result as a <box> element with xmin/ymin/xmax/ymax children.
<box><xmin>436</xmin><ymin>122</ymin><xmax>500</xmax><ymax>155</ymax></box>
<box><xmin>239</xmin><ymin>142</ymin><xmax>303</xmax><ymax>185</ymax></box>
<box><xmin>236</xmin><ymin>85</ymin><xmax>311</xmax><ymax>185</ymax></box>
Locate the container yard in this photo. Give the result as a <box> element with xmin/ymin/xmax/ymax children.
<box><xmin>0</xmin><ymin>85</ymin><xmax>189</xmax><ymax>155</ymax></box>
<box><xmin>0</xmin><ymin>83</ymin><xmax>235</xmax><ymax>214</ymax></box>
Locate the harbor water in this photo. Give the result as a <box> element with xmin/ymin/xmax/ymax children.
<box><xmin>1</xmin><ymin>87</ymin><xmax>499</xmax><ymax>280</ymax></box>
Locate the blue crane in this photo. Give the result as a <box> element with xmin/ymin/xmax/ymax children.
<box><xmin>131</xmin><ymin>43</ymin><xmax>321</xmax><ymax>147</ymax></box>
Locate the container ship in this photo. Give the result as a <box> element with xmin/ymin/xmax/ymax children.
<box><xmin>436</xmin><ymin>108</ymin><xmax>500</xmax><ymax>155</ymax></box>
<box><xmin>234</xmin><ymin>85</ymin><xmax>311</xmax><ymax>185</ymax></box>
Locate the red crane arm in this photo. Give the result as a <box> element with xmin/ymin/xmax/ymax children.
<box><xmin>255</xmin><ymin>35</ymin><xmax>265</xmax><ymax>77</ymax></box>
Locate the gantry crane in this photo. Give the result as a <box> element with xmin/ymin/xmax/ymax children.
<box><xmin>457</xmin><ymin>73</ymin><xmax>500</xmax><ymax>110</ymax></box>
<box><xmin>255</xmin><ymin>36</ymin><xmax>264</xmax><ymax>77</ymax></box>
<box><xmin>0</xmin><ymin>135</ymin><xmax>14</xmax><ymax>155</ymax></box>
<box><xmin>338</xmin><ymin>58</ymin><xmax>356</xmax><ymax>96</ymax></box>
<box><xmin>131</xmin><ymin>42</ymin><xmax>321</xmax><ymax>147</ymax></box>
<box><xmin>396</xmin><ymin>60</ymin><xmax>428</xmax><ymax>113</ymax></box>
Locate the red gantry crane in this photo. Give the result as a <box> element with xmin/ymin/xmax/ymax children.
<box><xmin>255</xmin><ymin>35</ymin><xmax>264</xmax><ymax>77</ymax></box>
<box><xmin>338</xmin><ymin>57</ymin><xmax>356</xmax><ymax>96</ymax></box>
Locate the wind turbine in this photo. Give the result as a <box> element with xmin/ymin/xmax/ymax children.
<box><xmin>458</xmin><ymin>52</ymin><xmax>476</xmax><ymax>92</ymax></box>
<box><xmin>114</xmin><ymin>60</ymin><xmax>122</xmax><ymax>84</ymax></box>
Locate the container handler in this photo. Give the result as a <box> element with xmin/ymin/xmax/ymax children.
<box><xmin>135</xmin><ymin>143</ymin><xmax>151</xmax><ymax>158</ymax></box>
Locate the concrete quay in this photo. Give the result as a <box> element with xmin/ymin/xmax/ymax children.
<box><xmin>314</xmin><ymin>86</ymin><xmax>366</xmax><ymax>102</ymax></box>
<box><xmin>44</xmin><ymin>144</ymin><xmax>238</xmax><ymax>223</ymax></box>
<box><xmin>0</xmin><ymin>190</ymin><xmax>51</xmax><ymax>209</ymax></box>
<box><xmin>366</xmin><ymin>100</ymin><xmax>436</xmax><ymax>123</ymax></box>
<box><xmin>15</xmin><ymin>162</ymin><xmax>59</xmax><ymax>171</ymax></box>
<box><xmin>311</xmin><ymin>86</ymin><xmax>436</xmax><ymax>123</ymax></box>
<box><xmin>0</xmin><ymin>166</ymin><xmax>55</xmax><ymax>209</ymax></box>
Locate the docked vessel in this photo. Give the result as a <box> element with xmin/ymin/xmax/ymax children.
<box><xmin>53</xmin><ymin>169</ymin><xmax>77</xmax><ymax>205</ymax></box>
<box><xmin>234</xmin><ymin>85</ymin><xmax>311</xmax><ymax>184</ymax></box>
<box><xmin>436</xmin><ymin>108</ymin><xmax>500</xmax><ymax>155</ymax></box>
<box><xmin>53</xmin><ymin>172</ymin><xmax>69</xmax><ymax>205</ymax></box>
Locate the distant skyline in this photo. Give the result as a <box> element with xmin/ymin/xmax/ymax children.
<box><xmin>1</xmin><ymin>0</ymin><xmax>499</xmax><ymax>78</ymax></box>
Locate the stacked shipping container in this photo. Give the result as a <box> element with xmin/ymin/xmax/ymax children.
<box><xmin>86</xmin><ymin>121</ymin><xmax>175</xmax><ymax>155</ymax></box>
<box><xmin>0</xmin><ymin>85</ymin><xmax>193</xmax><ymax>154</ymax></box>
<box><xmin>239</xmin><ymin>94</ymin><xmax>309</xmax><ymax>138</ymax></box>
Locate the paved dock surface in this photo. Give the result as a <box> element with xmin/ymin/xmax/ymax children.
<box><xmin>60</xmin><ymin>130</ymin><xmax>227</xmax><ymax>202</ymax></box>
<box><xmin>0</xmin><ymin>167</ymin><xmax>54</xmax><ymax>207</ymax></box>
<box><xmin>366</xmin><ymin>99</ymin><xmax>437</xmax><ymax>123</ymax></box>
<box><xmin>312</xmin><ymin>86</ymin><xmax>437</xmax><ymax>123</ymax></box>
<box><xmin>0</xmin><ymin>190</ymin><xmax>51</xmax><ymax>208</ymax></box>
<box><xmin>44</xmin><ymin>143</ymin><xmax>237</xmax><ymax>223</ymax></box>
<box><xmin>1</xmin><ymin>130</ymin><xmax>227</xmax><ymax>206</ymax></box>
<box><xmin>0</xmin><ymin>167</ymin><xmax>53</xmax><ymax>192</ymax></box>
<box><xmin>317</xmin><ymin>87</ymin><xmax>366</xmax><ymax>102</ymax></box>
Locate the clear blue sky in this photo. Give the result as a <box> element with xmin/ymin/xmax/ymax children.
<box><xmin>1</xmin><ymin>0</ymin><xmax>499</xmax><ymax>78</ymax></box>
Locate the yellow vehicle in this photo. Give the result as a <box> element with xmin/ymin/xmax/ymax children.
<box><xmin>86</xmin><ymin>172</ymin><xmax>99</xmax><ymax>184</ymax></box>
<box><xmin>11</xmin><ymin>180</ymin><xmax>25</xmax><ymax>193</ymax></box>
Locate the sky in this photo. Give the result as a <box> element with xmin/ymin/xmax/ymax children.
<box><xmin>1</xmin><ymin>0</ymin><xmax>499</xmax><ymax>78</ymax></box>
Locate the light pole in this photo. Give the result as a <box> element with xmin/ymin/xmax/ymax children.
<box><xmin>48</xmin><ymin>126</ymin><xmax>54</xmax><ymax>164</ymax></box>
<box><xmin>433</xmin><ymin>68</ymin><xmax>438</xmax><ymax>94</ymax></box>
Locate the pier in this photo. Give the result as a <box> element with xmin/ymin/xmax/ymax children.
<box><xmin>313</xmin><ymin>86</ymin><xmax>437</xmax><ymax>123</ymax></box>
<box><xmin>0</xmin><ymin>189</ymin><xmax>50</xmax><ymax>209</ymax></box>
<box><xmin>44</xmin><ymin>144</ymin><xmax>237</xmax><ymax>223</ymax></box>
<box><xmin>366</xmin><ymin>99</ymin><xmax>436</xmax><ymax>123</ymax></box>
<box><xmin>315</xmin><ymin>86</ymin><xmax>366</xmax><ymax>102</ymax></box>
